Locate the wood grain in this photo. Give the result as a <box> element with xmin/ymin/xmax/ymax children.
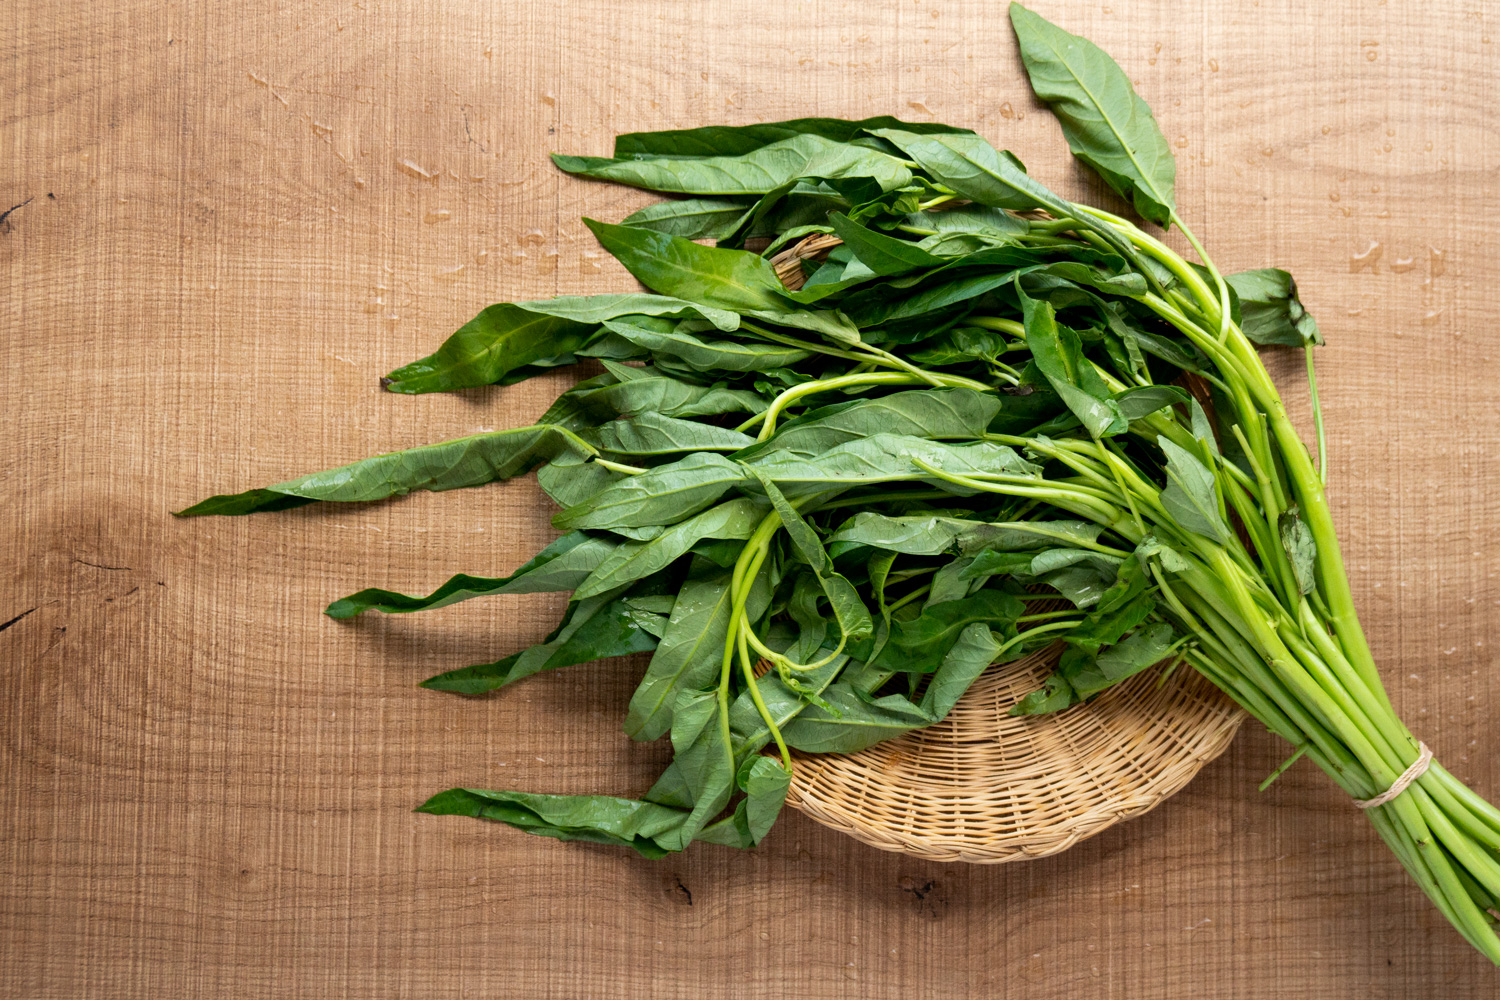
<box><xmin>2</xmin><ymin>1</ymin><xmax>1498</xmax><ymax>996</ymax></box>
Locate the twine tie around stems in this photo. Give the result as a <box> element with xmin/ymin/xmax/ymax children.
<box><xmin>1353</xmin><ymin>742</ymin><xmax>1433</xmax><ymax>810</ymax></box>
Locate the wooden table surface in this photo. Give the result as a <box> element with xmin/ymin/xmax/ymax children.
<box><xmin>4</xmin><ymin>1</ymin><xmax>1498</xmax><ymax>996</ymax></box>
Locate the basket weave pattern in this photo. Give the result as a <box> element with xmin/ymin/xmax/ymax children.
<box><xmin>785</xmin><ymin>643</ymin><xmax>1244</xmax><ymax>863</ymax></box>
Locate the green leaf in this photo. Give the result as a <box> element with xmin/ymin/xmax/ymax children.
<box><xmin>1113</xmin><ymin>384</ymin><xmax>1191</xmax><ymax>422</ymax></box>
<box><xmin>602</xmin><ymin>320</ymin><xmax>813</xmax><ymax>372</ymax></box>
<box><xmin>739</xmin><ymin>387</ymin><xmax>1001</xmax><ymax>460</ymax></box>
<box><xmin>577</xmin><ymin>372</ymin><xmax>767</xmax><ymax>421</ymax></box>
<box><xmin>1278</xmin><ymin>505</ymin><xmax>1318</xmax><ymax>595</ymax></box>
<box><xmin>780</xmin><ymin>623</ymin><xmax>999</xmax><ymax>752</ymax></box>
<box><xmin>612</xmin><ymin>116</ymin><xmax>973</xmax><ymax>158</ymax></box>
<box><xmin>173</xmin><ymin>488</ymin><xmax>317</xmax><ymax>517</ymax></box>
<box><xmin>591</xmin><ymin>411</ymin><xmax>757</xmax><ymax>456</ymax></box>
<box><xmin>326</xmin><ymin>531</ymin><xmax>615</xmax><ymax>618</ymax></box>
<box><xmin>827</xmin><ymin>212</ymin><xmax>946</xmax><ymax>276</ymax></box>
<box><xmin>625</xmin><ymin>559</ymin><xmax>769</xmax><ymax>741</ymax></box>
<box><xmin>556</xmin><ymin>134</ymin><xmax>913</xmax><ymax>196</ymax></box>
<box><xmin>176</xmin><ymin>424</ymin><xmax>590</xmax><ymax>516</ymax></box>
<box><xmin>826</xmin><ymin>512</ymin><xmax>981</xmax><ymax>555</ymax></box>
<box><xmin>583</xmin><ymin>219</ymin><xmax>860</xmax><ymax>342</ymax></box>
<box><xmin>553</xmin><ymin>452</ymin><xmax>748</xmax><ymax>530</ymax></box>
<box><xmin>747</xmin><ymin>469</ymin><xmax>874</xmax><ymax>644</ymax></box>
<box><xmin>536</xmin><ymin>450</ymin><xmax>622</xmax><ymax>510</ymax></box>
<box><xmin>416</xmin><ymin>788</ymin><xmax>687</xmax><ymax>859</ymax></box>
<box><xmin>420</xmin><ymin>592</ymin><xmax>659</xmax><ymax>694</ymax></box>
<box><xmin>574</xmin><ymin>498</ymin><xmax>766</xmax><ymax>599</ymax></box>
<box><xmin>620</xmin><ymin>197</ymin><xmax>752</xmax><ymax>239</ymax></box>
<box><xmin>1157</xmin><ymin>436</ymin><xmax>1230</xmax><ymax>544</ymax></box>
<box><xmin>958</xmin><ymin>519</ymin><xmax>1105</xmax><ymax>554</ymax></box>
<box><xmin>1020</xmin><ymin>291</ymin><xmax>1127</xmax><ymax>437</ymax></box>
<box><xmin>1225</xmin><ymin>268</ymin><xmax>1324</xmax><ymax>347</ymax></box>
<box><xmin>870</xmin><ymin>128</ymin><xmax>1063</xmax><ymax>212</ymax></box>
<box><xmin>906</xmin><ymin>203</ymin><xmax>1029</xmax><ymax>243</ymax></box>
<box><xmin>381</xmin><ymin>295</ymin><xmax>736</xmax><ymax>394</ymax></box>
<box><xmin>873</xmin><ymin>590</ymin><xmax>1023</xmax><ymax>674</ymax></box>
<box><xmin>747</xmin><ymin>434</ymin><xmax>1038</xmax><ymax>497</ymax></box>
<box><xmin>1009</xmin><ymin>3</ymin><xmax>1176</xmax><ymax>226</ymax></box>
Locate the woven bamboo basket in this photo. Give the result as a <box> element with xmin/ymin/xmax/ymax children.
<box><xmin>784</xmin><ymin>642</ymin><xmax>1244</xmax><ymax>862</ymax></box>
<box><xmin>765</xmin><ymin>232</ymin><xmax>1246</xmax><ymax>862</ymax></box>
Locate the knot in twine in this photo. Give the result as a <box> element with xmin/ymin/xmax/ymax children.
<box><xmin>1353</xmin><ymin>742</ymin><xmax>1433</xmax><ymax>810</ymax></box>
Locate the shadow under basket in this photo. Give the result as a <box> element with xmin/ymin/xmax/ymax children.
<box><xmin>784</xmin><ymin>643</ymin><xmax>1245</xmax><ymax>863</ymax></box>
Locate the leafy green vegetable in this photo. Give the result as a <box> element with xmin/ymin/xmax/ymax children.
<box><xmin>382</xmin><ymin>295</ymin><xmax>736</xmax><ymax>394</ymax></box>
<box><xmin>1009</xmin><ymin>3</ymin><xmax>1176</xmax><ymax>226</ymax></box>
<box><xmin>177</xmin><ymin>11</ymin><xmax>1500</xmax><ymax>965</ymax></box>
<box><xmin>176</xmin><ymin>424</ymin><xmax>591</xmax><ymax>516</ymax></box>
<box><xmin>326</xmin><ymin>531</ymin><xmax>614</xmax><ymax>618</ymax></box>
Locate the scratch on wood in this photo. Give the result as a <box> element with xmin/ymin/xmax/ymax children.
<box><xmin>73</xmin><ymin>557</ymin><xmax>133</xmax><ymax>571</ymax></box>
<box><xmin>0</xmin><ymin>196</ymin><xmax>34</xmax><ymax>232</ymax></box>
<box><xmin>0</xmin><ymin>607</ymin><xmax>39</xmax><ymax>634</ymax></box>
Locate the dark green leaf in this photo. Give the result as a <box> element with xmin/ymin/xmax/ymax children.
<box><xmin>827</xmin><ymin>212</ymin><xmax>946</xmax><ymax>276</ymax></box>
<box><xmin>739</xmin><ymin>387</ymin><xmax>1001</xmax><ymax>460</ymax></box>
<box><xmin>574</xmin><ymin>498</ymin><xmax>766</xmax><ymax>599</ymax></box>
<box><xmin>556</xmin><ymin>134</ymin><xmax>913</xmax><ymax>196</ymax></box>
<box><xmin>826</xmin><ymin>512</ymin><xmax>981</xmax><ymax>555</ymax></box>
<box><xmin>1157</xmin><ymin>436</ymin><xmax>1229</xmax><ymax>544</ymax></box>
<box><xmin>1279</xmin><ymin>505</ymin><xmax>1318</xmax><ymax>595</ymax></box>
<box><xmin>420</xmin><ymin>592</ymin><xmax>657</xmax><ymax>694</ymax></box>
<box><xmin>416</xmin><ymin>788</ymin><xmax>686</xmax><ymax>859</ymax></box>
<box><xmin>873</xmin><ymin>590</ymin><xmax>1024</xmax><ymax>674</ymax></box>
<box><xmin>747</xmin><ymin>469</ymin><xmax>874</xmax><ymax>644</ymax></box>
<box><xmin>382</xmin><ymin>295</ymin><xmax>735</xmax><ymax>394</ymax></box>
<box><xmin>553</xmin><ymin>452</ymin><xmax>748</xmax><ymax>530</ymax></box>
<box><xmin>612</xmin><ymin>116</ymin><xmax>973</xmax><ymax>158</ymax></box>
<box><xmin>1021</xmin><ymin>292</ymin><xmax>1127</xmax><ymax>437</ymax></box>
<box><xmin>602</xmin><ymin>320</ymin><xmax>813</xmax><ymax>371</ymax></box>
<box><xmin>591</xmin><ymin>411</ymin><xmax>757</xmax><ymax>456</ymax></box>
<box><xmin>326</xmin><ymin>531</ymin><xmax>614</xmax><ymax>618</ymax></box>
<box><xmin>870</xmin><ymin>128</ymin><xmax>1063</xmax><ymax>212</ymax></box>
<box><xmin>176</xmin><ymin>424</ymin><xmax>590</xmax><ymax>516</ymax></box>
<box><xmin>1009</xmin><ymin>3</ymin><xmax>1176</xmax><ymax>226</ymax></box>
<box><xmin>1225</xmin><ymin>268</ymin><xmax>1323</xmax><ymax>347</ymax></box>
<box><xmin>584</xmin><ymin>219</ymin><xmax>860</xmax><ymax>342</ymax></box>
<box><xmin>620</xmin><ymin>197</ymin><xmax>752</xmax><ymax>239</ymax></box>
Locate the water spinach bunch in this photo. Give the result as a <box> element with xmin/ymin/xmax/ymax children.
<box><xmin>179</xmin><ymin>5</ymin><xmax>1500</xmax><ymax>962</ymax></box>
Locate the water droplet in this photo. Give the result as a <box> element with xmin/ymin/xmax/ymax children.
<box><xmin>1208</xmin><ymin>58</ymin><xmax>1219</xmax><ymax>72</ymax></box>
<box><xmin>1386</xmin><ymin>128</ymin><xmax>1396</xmax><ymax>137</ymax></box>
<box><xmin>1422</xmin><ymin>309</ymin><xmax>1443</xmax><ymax>325</ymax></box>
<box><xmin>385</xmin><ymin>312</ymin><xmax>400</xmax><ymax>321</ymax></box>
<box><xmin>433</xmin><ymin>264</ymin><xmax>465</xmax><ymax>282</ymax></box>
<box><xmin>364</xmin><ymin>296</ymin><xmax>385</xmax><ymax>313</ymax></box>
<box><xmin>1261</xmin><ymin>146</ymin><xmax>1274</xmax><ymax>157</ymax></box>
<box><xmin>1321</xmin><ymin>125</ymin><xmax>1331</xmax><ymax>134</ymax></box>
<box><xmin>1429</xmin><ymin>247</ymin><xmax>1446</xmax><ymax>277</ymax></box>
<box><xmin>1382</xmin><ymin>142</ymin><xmax>1392</xmax><ymax>152</ymax></box>
<box><xmin>354</xmin><ymin>177</ymin><xmax>367</xmax><ymax>189</ymax></box>
<box><xmin>310</xmin><ymin>120</ymin><xmax>333</xmax><ymax>138</ymax></box>
<box><xmin>475</xmin><ymin>249</ymin><xmax>489</xmax><ymax>262</ymax></box>
<box><xmin>397</xmin><ymin>158</ymin><xmax>436</xmax><ymax>180</ymax></box>
<box><xmin>540</xmin><ymin>92</ymin><xmax>556</xmax><ymax>106</ymax></box>
<box><xmin>1389</xmin><ymin>256</ymin><xmax>1417</xmax><ymax>273</ymax></box>
<box><xmin>484</xmin><ymin>45</ymin><xmax>493</xmax><ymax>58</ymax></box>
<box><xmin>1366</xmin><ymin>50</ymin><xmax>1378</xmax><ymax>61</ymax></box>
<box><xmin>999</xmin><ymin>102</ymin><xmax>1015</xmax><ymax>119</ymax></box>
<box><xmin>1328</xmin><ymin>191</ymin><xmax>1341</xmax><ymax>202</ymax></box>
<box><xmin>1174</xmin><ymin>135</ymin><xmax>1188</xmax><ymax>148</ymax></box>
<box><xmin>519</xmin><ymin>229</ymin><xmax>546</xmax><ymax>245</ymax></box>
<box><xmin>1349</xmin><ymin>241</ymin><xmax>1383</xmax><ymax>273</ymax></box>
<box><xmin>423</xmin><ymin>209</ymin><xmax>451</xmax><ymax>224</ymax></box>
